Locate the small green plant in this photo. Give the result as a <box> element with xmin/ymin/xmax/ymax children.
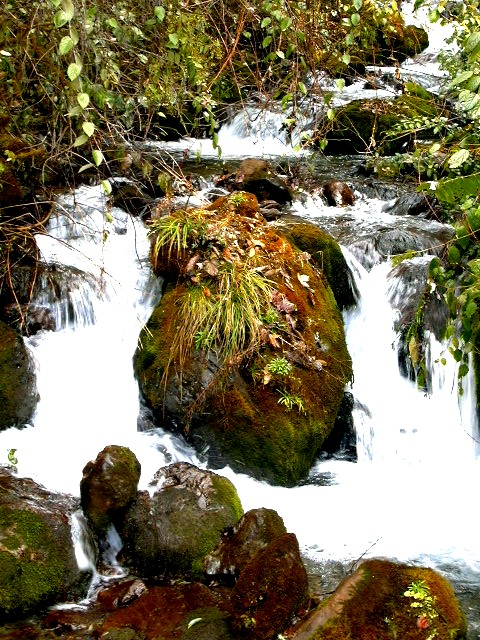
<box><xmin>229</xmin><ymin>192</ymin><xmax>247</xmax><ymax>207</ymax></box>
<box><xmin>7</xmin><ymin>448</ymin><xmax>18</xmax><ymax>468</ymax></box>
<box><xmin>267</xmin><ymin>356</ymin><xmax>293</xmax><ymax>376</ymax></box>
<box><xmin>404</xmin><ymin>579</ymin><xmax>439</xmax><ymax>639</ymax></box>
<box><xmin>277</xmin><ymin>389</ymin><xmax>305</xmax><ymax>413</ymax></box>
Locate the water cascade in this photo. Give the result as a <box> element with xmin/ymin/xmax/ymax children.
<box><xmin>1</xmin><ymin>6</ymin><xmax>480</xmax><ymax>633</ymax></box>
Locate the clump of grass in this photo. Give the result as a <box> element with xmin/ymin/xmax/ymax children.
<box><xmin>169</xmin><ymin>262</ymin><xmax>274</xmax><ymax>372</ymax></box>
<box><xmin>149</xmin><ymin>209</ymin><xmax>210</xmax><ymax>265</ymax></box>
<box><xmin>277</xmin><ymin>389</ymin><xmax>306</xmax><ymax>413</ymax></box>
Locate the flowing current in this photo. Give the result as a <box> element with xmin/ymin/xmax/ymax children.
<box><xmin>1</xmin><ymin>15</ymin><xmax>480</xmax><ymax>634</ymax></box>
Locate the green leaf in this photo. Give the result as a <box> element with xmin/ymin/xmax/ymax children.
<box><xmin>92</xmin><ymin>149</ymin><xmax>104</xmax><ymax>166</ymax></box>
<box><xmin>67</xmin><ymin>62</ymin><xmax>82</xmax><ymax>81</ymax></box>
<box><xmin>280</xmin><ymin>16</ymin><xmax>292</xmax><ymax>31</ymax></box>
<box><xmin>345</xmin><ymin>33</ymin><xmax>354</xmax><ymax>46</ymax></box>
<box><xmin>276</xmin><ymin>49</ymin><xmax>285</xmax><ymax>59</ymax></box>
<box><xmin>327</xmin><ymin>108</ymin><xmax>335</xmax><ymax>120</ymax></box>
<box><xmin>261</xmin><ymin>17</ymin><xmax>271</xmax><ymax>28</ymax></box>
<box><xmin>82</xmin><ymin>121</ymin><xmax>95</xmax><ymax>137</ymax></box>
<box><xmin>458</xmin><ymin>362</ymin><xmax>469</xmax><ymax>378</ymax></box>
<box><xmin>62</xmin><ymin>0</ymin><xmax>75</xmax><ymax>20</ymax></box>
<box><xmin>465</xmin><ymin>31</ymin><xmax>480</xmax><ymax>61</ymax></box>
<box><xmin>353</xmin><ymin>0</ymin><xmax>362</xmax><ymax>8</ymax></box>
<box><xmin>449</xmin><ymin>69</ymin><xmax>474</xmax><ymax>89</ymax></box>
<box><xmin>459</xmin><ymin>89</ymin><xmax>480</xmax><ymax>112</ymax></box>
<box><xmin>73</xmin><ymin>134</ymin><xmax>89</xmax><ymax>147</ymax></box>
<box><xmin>465</xmin><ymin>300</ymin><xmax>477</xmax><ymax>318</ymax></box>
<box><xmin>447</xmin><ymin>245</ymin><xmax>461</xmax><ymax>265</ymax></box>
<box><xmin>467</xmin><ymin>207</ymin><xmax>480</xmax><ymax>232</ymax></box>
<box><xmin>54</xmin><ymin>10</ymin><xmax>69</xmax><ymax>28</ymax></box>
<box><xmin>298</xmin><ymin>81</ymin><xmax>307</xmax><ymax>96</ymax></box>
<box><xmin>59</xmin><ymin>35</ymin><xmax>74</xmax><ymax>55</ymax></box>
<box><xmin>335</xmin><ymin>78</ymin><xmax>345</xmax><ymax>90</ymax></box>
<box><xmin>77</xmin><ymin>92</ymin><xmax>90</xmax><ymax>109</ymax></box>
<box><xmin>167</xmin><ymin>33</ymin><xmax>179</xmax><ymax>48</ymax></box>
<box><xmin>154</xmin><ymin>6</ymin><xmax>166</xmax><ymax>22</ymax></box>
<box><xmin>436</xmin><ymin>173</ymin><xmax>480</xmax><ymax>203</ymax></box>
<box><xmin>262</xmin><ymin>35</ymin><xmax>272</xmax><ymax>48</ymax></box>
<box><xmin>78</xmin><ymin>163</ymin><xmax>94</xmax><ymax>173</ymax></box>
<box><xmin>107</xmin><ymin>18</ymin><xmax>119</xmax><ymax>28</ymax></box>
<box><xmin>468</xmin><ymin>258</ymin><xmax>480</xmax><ymax>275</ymax></box>
<box><xmin>342</xmin><ymin>53</ymin><xmax>351</xmax><ymax>65</ymax></box>
<box><xmin>448</xmin><ymin>148</ymin><xmax>470</xmax><ymax>169</ymax></box>
<box><xmin>70</xmin><ymin>27</ymin><xmax>79</xmax><ymax>45</ymax></box>
<box><xmin>350</xmin><ymin>12</ymin><xmax>360</xmax><ymax>26</ymax></box>
<box><xmin>101</xmin><ymin>179</ymin><xmax>112</xmax><ymax>195</ymax></box>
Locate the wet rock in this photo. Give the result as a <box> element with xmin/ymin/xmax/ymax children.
<box><xmin>110</xmin><ymin>182</ymin><xmax>153</xmax><ymax>216</ymax></box>
<box><xmin>274</xmin><ymin>216</ymin><xmax>358</xmax><ymax>310</ymax></box>
<box><xmin>217</xmin><ymin>159</ymin><xmax>293</xmax><ymax>205</ymax></box>
<box><xmin>320</xmin><ymin>391</ymin><xmax>356</xmax><ymax>461</ymax></box>
<box><xmin>290</xmin><ymin>558</ymin><xmax>467</xmax><ymax>639</ymax></box>
<box><xmin>230</xmin><ymin>532</ymin><xmax>310</xmax><ymax>639</ymax></box>
<box><xmin>382</xmin><ymin>192</ymin><xmax>440</xmax><ymax>219</ymax></box>
<box><xmin>97</xmin><ymin>578</ymin><xmax>149</xmax><ymax>610</ymax></box>
<box><xmin>0</xmin><ymin>467</ymin><xmax>88</xmax><ymax>621</ymax></box>
<box><xmin>119</xmin><ymin>462</ymin><xmax>243</xmax><ymax>580</ymax></box>
<box><xmin>134</xmin><ymin>194</ymin><xmax>352</xmax><ymax>486</ymax></box>
<box><xmin>99</xmin><ymin>581</ymin><xmax>230</xmax><ymax>640</ymax></box>
<box><xmin>0</xmin><ymin>319</ymin><xmax>38</xmax><ymax>430</ymax></box>
<box><xmin>3</xmin><ymin>302</ymin><xmax>56</xmax><ymax>335</ymax></box>
<box><xmin>80</xmin><ymin>445</ymin><xmax>141</xmax><ymax>539</ymax></box>
<box><xmin>204</xmin><ymin>508</ymin><xmax>287</xmax><ymax>582</ymax></box>
<box><xmin>321</xmin><ymin>181</ymin><xmax>355</xmax><ymax>207</ymax></box>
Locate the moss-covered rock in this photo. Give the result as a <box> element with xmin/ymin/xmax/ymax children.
<box><xmin>134</xmin><ymin>193</ymin><xmax>352</xmax><ymax>486</ymax></box>
<box><xmin>322</xmin><ymin>94</ymin><xmax>448</xmax><ymax>156</ymax></box>
<box><xmin>0</xmin><ymin>468</ymin><xmax>87</xmax><ymax>621</ymax></box>
<box><xmin>274</xmin><ymin>216</ymin><xmax>357</xmax><ymax>310</ymax></box>
<box><xmin>0</xmin><ymin>319</ymin><xmax>38</xmax><ymax>430</ymax></box>
<box><xmin>80</xmin><ymin>445</ymin><xmax>141</xmax><ymax>540</ymax></box>
<box><xmin>119</xmin><ymin>463</ymin><xmax>243</xmax><ymax>580</ymax></box>
<box><xmin>290</xmin><ymin>558</ymin><xmax>467</xmax><ymax>639</ymax></box>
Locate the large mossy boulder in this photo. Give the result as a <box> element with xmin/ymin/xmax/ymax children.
<box><xmin>290</xmin><ymin>558</ymin><xmax>467</xmax><ymax>639</ymax></box>
<box><xmin>322</xmin><ymin>93</ymin><xmax>448</xmax><ymax>156</ymax></box>
<box><xmin>80</xmin><ymin>445</ymin><xmax>141</xmax><ymax>540</ymax></box>
<box><xmin>0</xmin><ymin>319</ymin><xmax>38</xmax><ymax>430</ymax></box>
<box><xmin>134</xmin><ymin>192</ymin><xmax>352</xmax><ymax>486</ymax></box>
<box><xmin>119</xmin><ymin>462</ymin><xmax>243</xmax><ymax>580</ymax></box>
<box><xmin>0</xmin><ymin>467</ymin><xmax>88</xmax><ymax>621</ymax></box>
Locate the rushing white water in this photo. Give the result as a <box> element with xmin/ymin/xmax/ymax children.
<box><xmin>1</xmin><ymin>14</ymin><xmax>480</xmax><ymax>631</ymax></box>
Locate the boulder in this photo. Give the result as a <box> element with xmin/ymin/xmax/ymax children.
<box><xmin>134</xmin><ymin>193</ymin><xmax>352</xmax><ymax>486</ymax></box>
<box><xmin>290</xmin><ymin>558</ymin><xmax>467</xmax><ymax>639</ymax></box>
<box><xmin>0</xmin><ymin>319</ymin><xmax>38</xmax><ymax>430</ymax></box>
<box><xmin>80</xmin><ymin>445</ymin><xmax>141</xmax><ymax>539</ymax></box>
<box><xmin>230</xmin><ymin>532</ymin><xmax>310</xmax><ymax>639</ymax></box>
<box><xmin>204</xmin><ymin>508</ymin><xmax>287</xmax><ymax>582</ymax></box>
<box><xmin>0</xmin><ymin>467</ymin><xmax>88</xmax><ymax>621</ymax></box>
<box><xmin>321</xmin><ymin>181</ymin><xmax>355</xmax><ymax>207</ymax></box>
<box><xmin>119</xmin><ymin>462</ymin><xmax>243</xmax><ymax>580</ymax></box>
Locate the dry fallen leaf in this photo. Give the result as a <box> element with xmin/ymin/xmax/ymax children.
<box><xmin>297</xmin><ymin>273</ymin><xmax>310</xmax><ymax>288</ymax></box>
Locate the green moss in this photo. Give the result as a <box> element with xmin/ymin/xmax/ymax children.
<box><xmin>0</xmin><ymin>507</ymin><xmax>68</xmax><ymax>616</ymax></box>
<box><xmin>302</xmin><ymin>559</ymin><xmax>467</xmax><ymax>639</ymax></box>
<box><xmin>280</xmin><ymin>222</ymin><xmax>357</xmax><ymax>309</ymax></box>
